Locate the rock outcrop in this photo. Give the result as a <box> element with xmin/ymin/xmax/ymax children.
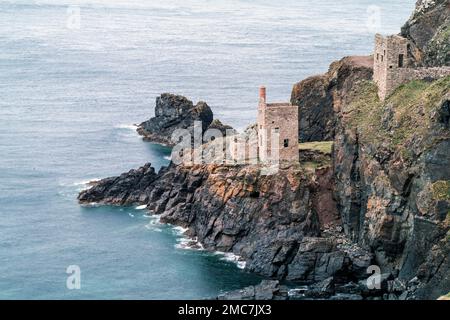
<box><xmin>291</xmin><ymin>56</ymin><xmax>373</xmax><ymax>142</ymax></box>
<box><xmin>79</xmin><ymin>76</ymin><xmax>449</xmax><ymax>300</ymax></box>
<box><xmin>78</xmin><ymin>163</ymin><xmax>159</xmax><ymax>205</ymax></box>
<box><xmin>80</xmin><ymin>75</ymin><xmax>449</xmax><ymax>300</ymax></box>
<box><xmin>137</xmin><ymin>93</ymin><xmax>214</xmax><ymax>146</ymax></box>
<box><xmin>401</xmin><ymin>0</ymin><xmax>450</xmax><ymax>67</ymax></box>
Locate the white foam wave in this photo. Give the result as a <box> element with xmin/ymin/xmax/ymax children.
<box><xmin>163</xmin><ymin>155</ymin><xmax>172</xmax><ymax>161</ymax></box>
<box><xmin>145</xmin><ymin>224</ymin><xmax>162</xmax><ymax>232</ymax></box>
<box><xmin>144</xmin><ymin>215</ymin><xmax>163</xmax><ymax>232</ymax></box>
<box><xmin>172</xmin><ymin>225</ymin><xmax>204</xmax><ymax>250</ymax></box>
<box><xmin>170</xmin><ymin>227</ymin><xmax>245</xmax><ymax>267</ymax></box>
<box><xmin>81</xmin><ymin>202</ymin><xmax>100</xmax><ymax>208</ymax></box>
<box><xmin>173</xmin><ymin>226</ymin><xmax>188</xmax><ymax>235</ymax></box>
<box><xmin>214</xmin><ymin>251</ymin><xmax>246</xmax><ymax>269</ymax></box>
<box><xmin>115</xmin><ymin>124</ymin><xmax>137</xmax><ymax>130</ymax></box>
<box><xmin>115</xmin><ymin>124</ymin><xmax>139</xmax><ymax>140</ymax></box>
<box><xmin>174</xmin><ymin>237</ymin><xmax>204</xmax><ymax>250</ymax></box>
<box><xmin>135</xmin><ymin>205</ymin><xmax>147</xmax><ymax>210</ymax></box>
<box><xmin>146</xmin><ymin>215</ymin><xmax>161</xmax><ymax>224</ymax></box>
<box><xmin>288</xmin><ymin>286</ymin><xmax>308</xmax><ymax>298</ymax></box>
<box><xmin>71</xmin><ymin>178</ymin><xmax>101</xmax><ymax>192</ymax></box>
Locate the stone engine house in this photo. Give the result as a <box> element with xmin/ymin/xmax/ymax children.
<box><xmin>374</xmin><ymin>34</ymin><xmax>450</xmax><ymax>100</ymax></box>
<box><xmin>257</xmin><ymin>86</ymin><xmax>299</xmax><ymax>164</ymax></box>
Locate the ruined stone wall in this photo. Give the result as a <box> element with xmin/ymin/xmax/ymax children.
<box><xmin>385</xmin><ymin>66</ymin><xmax>450</xmax><ymax>97</ymax></box>
<box><xmin>408</xmin><ymin>66</ymin><xmax>450</xmax><ymax>81</ymax></box>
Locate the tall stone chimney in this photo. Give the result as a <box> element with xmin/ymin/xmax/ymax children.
<box><xmin>259</xmin><ymin>86</ymin><xmax>266</xmax><ymax>103</ymax></box>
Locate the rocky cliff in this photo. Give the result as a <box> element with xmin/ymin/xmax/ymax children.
<box><xmin>332</xmin><ymin>75</ymin><xmax>450</xmax><ymax>299</ymax></box>
<box><xmin>290</xmin><ymin>45</ymin><xmax>449</xmax><ymax>299</ymax></box>
<box><xmin>291</xmin><ymin>56</ymin><xmax>373</xmax><ymax>142</ymax></box>
<box><xmin>401</xmin><ymin>0</ymin><xmax>450</xmax><ymax>67</ymax></box>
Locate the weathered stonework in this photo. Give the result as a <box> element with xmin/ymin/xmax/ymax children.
<box><xmin>257</xmin><ymin>87</ymin><xmax>299</xmax><ymax>163</ymax></box>
<box><xmin>374</xmin><ymin>34</ymin><xmax>450</xmax><ymax>100</ymax></box>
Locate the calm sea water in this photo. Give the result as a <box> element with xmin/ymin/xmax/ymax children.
<box><xmin>0</xmin><ymin>0</ymin><xmax>414</xmax><ymax>299</ymax></box>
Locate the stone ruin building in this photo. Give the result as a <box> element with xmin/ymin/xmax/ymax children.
<box><xmin>257</xmin><ymin>86</ymin><xmax>299</xmax><ymax>164</ymax></box>
<box><xmin>374</xmin><ymin>34</ymin><xmax>450</xmax><ymax>100</ymax></box>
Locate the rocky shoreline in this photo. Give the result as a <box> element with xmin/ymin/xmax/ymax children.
<box><xmin>79</xmin><ymin>161</ymin><xmax>378</xmax><ymax>299</ymax></box>
<box><xmin>78</xmin><ymin>0</ymin><xmax>450</xmax><ymax>300</ymax></box>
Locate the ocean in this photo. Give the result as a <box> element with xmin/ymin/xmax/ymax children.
<box><xmin>0</xmin><ymin>0</ymin><xmax>414</xmax><ymax>299</ymax></box>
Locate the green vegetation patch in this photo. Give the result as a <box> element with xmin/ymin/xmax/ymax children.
<box><xmin>343</xmin><ymin>76</ymin><xmax>450</xmax><ymax>160</ymax></box>
<box><xmin>298</xmin><ymin>141</ymin><xmax>333</xmax><ymax>155</ymax></box>
<box><xmin>431</xmin><ymin>180</ymin><xmax>450</xmax><ymax>201</ymax></box>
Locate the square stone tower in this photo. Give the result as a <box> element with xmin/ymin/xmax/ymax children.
<box><xmin>257</xmin><ymin>86</ymin><xmax>299</xmax><ymax>164</ymax></box>
<box><xmin>373</xmin><ymin>34</ymin><xmax>409</xmax><ymax>100</ymax></box>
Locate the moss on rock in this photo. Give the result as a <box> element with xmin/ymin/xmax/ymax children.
<box><xmin>431</xmin><ymin>180</ymin><xmax>450</xmax><ymax>201</ymax></box>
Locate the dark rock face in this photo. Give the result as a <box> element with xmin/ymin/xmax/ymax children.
<box><xmin>291</xmin><ymin>56</ymin><xmax>373</xmax><ymax>142</ymax></box>
<box><xmin>217</xmin><ymin>280</ymin><xmax>289</xmax><ymax>300</ymax></box>
<box><xmin>289</xmin><ymin>35</ymin><xmax>449</xmax><ymax>299</ymax></box>
<box><xmin>401</xmin><ymin>0</ymin><xmax>450</xmax><ymax>67</ymax></box>
<box><xmin>332</xmin><ymin>76</ymin><xmax>450</xmax><ymax>299</ymax></box>
<box><xmin>291</xmin><ymin>75</ymin><xmax>334</xmax><ymax>142</ymax></box>
<box><xmin>137</xmin><ymin>94</ymin><xmax>214</xmax><ymax>146</ymax></box>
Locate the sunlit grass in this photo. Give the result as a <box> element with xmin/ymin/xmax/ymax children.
<box><xmin>298</xmin><ymin>141</ymin><xmax>333</xmax><ymax>154</ymax></box>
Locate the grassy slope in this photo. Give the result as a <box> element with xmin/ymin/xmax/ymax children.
<box><xmin>343</xmin><ymin>76</ymin><xmax>450</xmax><ymax>158</ymax></box>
